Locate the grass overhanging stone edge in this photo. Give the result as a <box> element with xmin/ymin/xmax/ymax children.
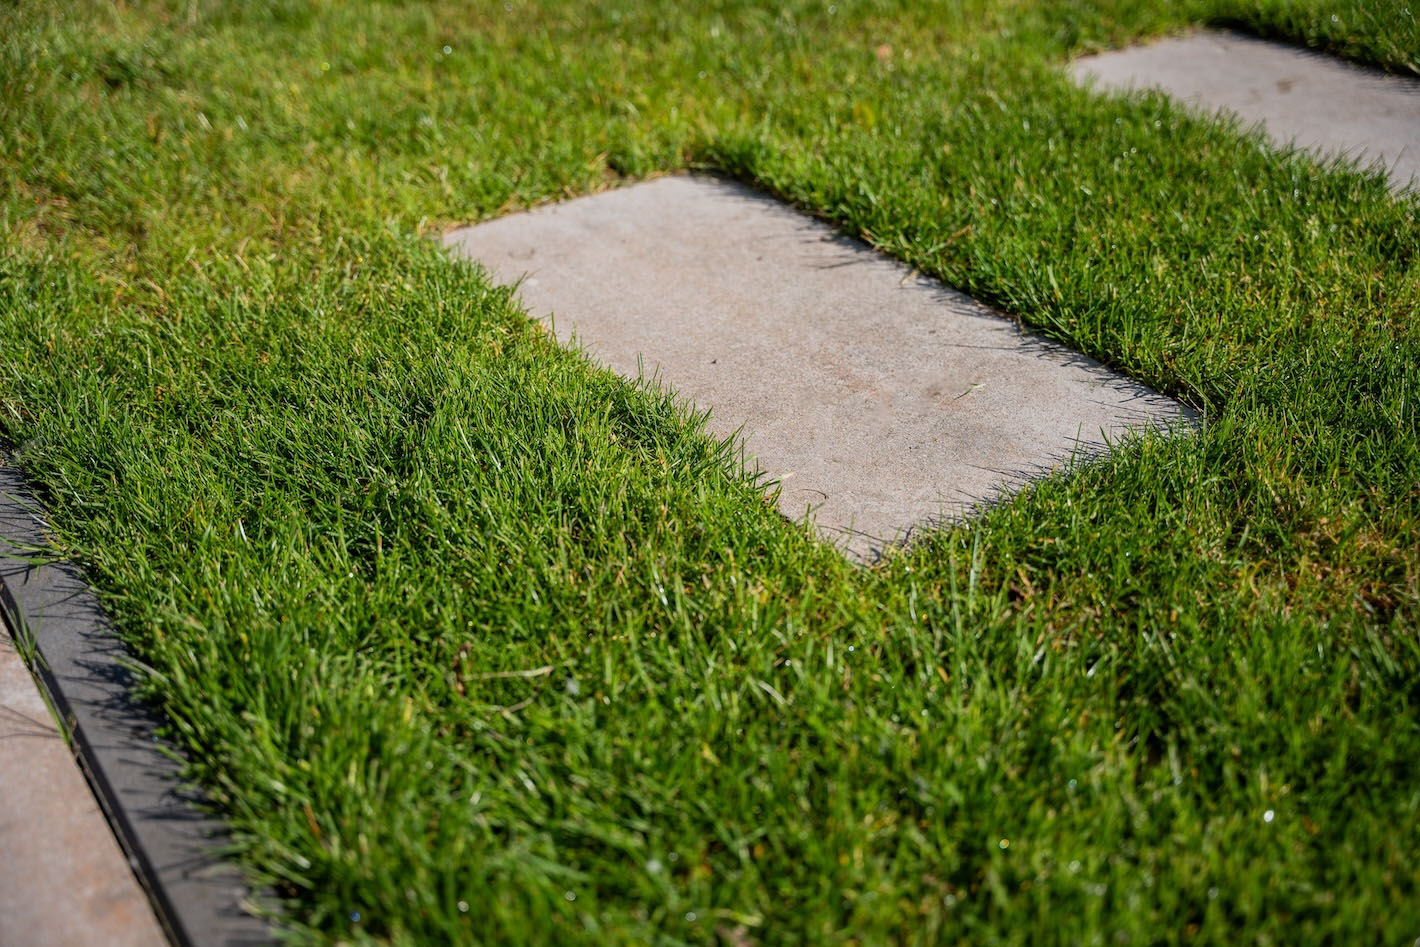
<box><xmin>438</xmin><ymin>170</ymin><xmax>1206</xmax><ymax>566</ymax></box>
<box><xmin>2</xmin><ymin>0</ymin><xmax>1417</xmax><ymax>939</ymax></box>
<box><xmin>0</xmin><ymin>460</ymin><xmax>276</xmax><ymax>947</ymax></box>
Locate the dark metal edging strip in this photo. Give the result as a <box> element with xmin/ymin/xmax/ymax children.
<box><xmin>0</xmin><ymin>463</ymin><xmax>274</xmax><ymax>947</ymax></box>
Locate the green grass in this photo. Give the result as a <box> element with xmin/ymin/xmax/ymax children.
<box><xmin>2</xmin><ymin>0</ymin><xmax>1419</xmax><ymax>943</ymax></box>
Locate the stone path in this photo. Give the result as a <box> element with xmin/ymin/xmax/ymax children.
<box><xmin>0</xmin><ymin>610</ymin><xmax>166</xmax><ymax>947</ymax></box>
<box><xmin>19</xmin><ymin>24</ymin><xmax>1412</xmax><ymax>938</ymax></box>
<box><xmin>445</xmin><ymin>176</ymin><xmax>1196</xmax><ymax>560</ymax></box>
<box><xmin>1071</xmin><ymin>29</ymin><xmax>1420</xmax><ymax>192</ymax></box>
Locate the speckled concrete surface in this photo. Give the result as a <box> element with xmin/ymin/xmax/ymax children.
<box><xmin>0</xmin><ymin>613</ymin><xmax>166</xmax><ymax>947</ymax></box>
<box><xmin>444</xmin><ymin>175</ymin><xmax>1196</xmax><ymax>559</ymax></box>
<box><xmin>1071</xmin><ymin>29</ymin><xmax>1420</xmax><ymax>192</ymax></box>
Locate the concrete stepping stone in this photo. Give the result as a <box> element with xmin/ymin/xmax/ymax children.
<box><xmin>1070</xmin><ymin>29</ymin><xmax>1420</xmax><ymax>192</ymax></box>
<box><xmin>444</xmin><ymin>176</ymin><xmax>1196</xmax><ymax>559</ymax></box>
<box><xmin>0</xmin><ymin>613</ymin><xmax>166</xmax><ymax>947</ymax></box>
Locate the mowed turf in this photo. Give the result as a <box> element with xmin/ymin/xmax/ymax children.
<box><xmin>2</xmin><ymin>1</ymin><xmax>1418</xmax><ymax>943</ymax></box>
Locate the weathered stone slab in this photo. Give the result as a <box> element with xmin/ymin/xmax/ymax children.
<box><xmin>0</xmin><ymin>614</ymin><xmax>166</xmax><ymax>947</ymax></box>
<box><xmin>1071</xmin><ymin>29</ymin><xmax>1420</xmax><ymax>192</ymax></box>
<box><xmin>444</xmin><ymin>176</ymin><xmax>1195</xmax><ymax>559</ymax></box>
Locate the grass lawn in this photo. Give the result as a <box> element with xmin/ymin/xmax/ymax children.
<box><xmin>3</xmin><ymin>0</ymin><xmax>1418</xmax><ymax>942</ymax></box>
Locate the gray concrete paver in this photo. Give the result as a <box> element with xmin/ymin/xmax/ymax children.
<box><xmin>1071</xmin><ymin>29</ymin><xmax>1420</xmax><ymax>192</ymax></box>
<box><xmin>0</xmin><ymin>613</ymin><xmax>166</xmax><ymax>947</ymax></box>
<box><xmin>444</xmin><ymin>176</ymin><xmax>1196</xmax><ymax>559</ymax></box>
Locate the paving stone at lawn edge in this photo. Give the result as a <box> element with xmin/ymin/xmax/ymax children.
<box><xmin>0</xmin><ymin>612</ymin><xmax>166</xmax><ymax>947</ymax></box>
<box><xmin>0</xmin><ymin>458</ymin><xmax>277</xmax><ymax>947</ymax></box>
<box><xmin>1071</xmin><ymin>29</ymin><xmax>1420</xmax><ymax>192</ymax></box>
<box><xmin>444</xmin><ymin>175</ymin><xmax>1196</xmax><ymax>560</ymax></box>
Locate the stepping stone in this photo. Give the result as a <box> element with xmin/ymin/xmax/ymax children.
<box><xmin>1070</xmin><ymin>29</ymin><xmax>1420</xmax><ymax>192</ymax></box>
<box><xmin>0</xmin><ymin>613</ymin><xmax>166</xmax><ymax>947</ymax></box>
<box><xmin>444</xmin><ymin>176</ymin><xmax>1195</xmax><ymax>559</ymax></box>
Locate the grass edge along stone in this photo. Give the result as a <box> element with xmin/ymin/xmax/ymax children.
<box><xmin>444</xmin><ymin>174</ymin><xmax>1200</xmax><ymax>561</ymax></box>
<box><xmin>0</xmin><ymin>462</ymin><xmax>276</xmax><ymax>947</ymax></box>
<box><xmin>1070</xmin><ymin>28</ymin><xmax>1420</xmax><ymax>193</ymax></box>
<box><xmin>2</xmin><ymin>0</ymin><xmax>1418</xmax><ymax>941</ymax></box>
<box><xmin>0</xmin><ymin>600</ymin><xmax>169</xmax><ymax>947</ymax></box>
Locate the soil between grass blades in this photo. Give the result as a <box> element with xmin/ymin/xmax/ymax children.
<box><xmin>2</xmin><ymin>1</ymin><xmax>1419</xmax><ymax>944</ymax></box>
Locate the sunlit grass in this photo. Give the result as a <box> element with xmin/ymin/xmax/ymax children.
<box><xmin>2</xmin><ymin>0</ymin><xmax>1417</xmax><ymax>942</ymax></box>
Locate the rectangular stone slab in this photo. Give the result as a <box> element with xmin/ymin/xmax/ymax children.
<box><xmin>1070</xmin><ymin>29</ymin><xmax>1420</xmax><ymax>192</ymax></box>
<box><xmin>444</xmin><ymin>176</ymin><xmax>1195</xmax><ymax>559</ymax></box>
